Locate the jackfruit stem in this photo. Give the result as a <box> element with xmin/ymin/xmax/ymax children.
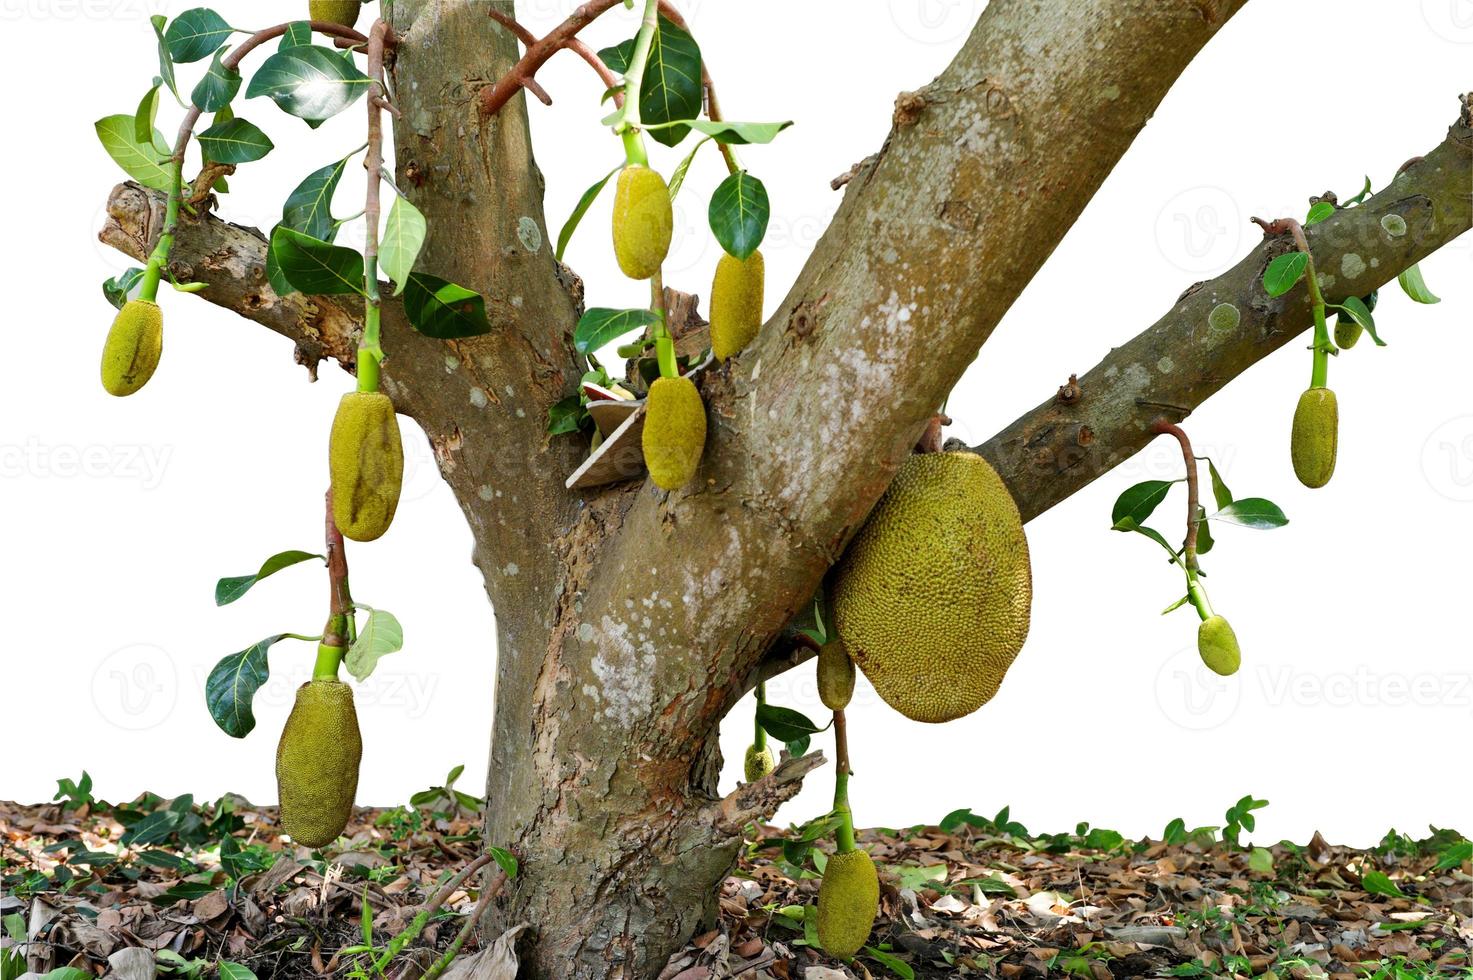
<box><xmin>1187</xmin><ymin>574</ymin><xmax>1215</xmax><ymax>621</ymax></box>
<box><xmin>832</xmin><ymin>709</ymin><xmax>857</xmax><ymax>854</ymax></box>
<box><xmin>752</xmin><ymin>681</ymin><xmax>767</xmax><ymax>750</ymax></box>
<box><xmin>314</xmin><ymin>642</ymin><xmax>344</xmax><ymax>680</ymax></box>
<box><xmin>651</xmin><ymin>272</ymin><xmax>678</xmax><ymax>379</ymax></box>
<box><xmin>139</xmin><ymin>157</ymin><xmax>184</xmax><ymax>303</ymax></box>
<box><xmin>621</xmin><ymin>0</ymin><xmax>660</xmax><ymax>130</ymax></box>
<box><xmin>1310</xmin><ymin>303</ymin><xmax>1330</xmax><ymax>390</ymax></box>
<box><xmin>357</xmin><ymin>21</ymin><xmax>390</xmax><ymax>395</ymax></box>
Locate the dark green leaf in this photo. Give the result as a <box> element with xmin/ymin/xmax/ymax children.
<box><xmin>785</xmin><ymin>735</ymin><xmax>810</xmax><ymax>757</ymax></box>
<box><xmin>205</xmin><ymin>636</ymin><xmax>284</xmax><ymax>738</ymax></box>
<box><xmin>488</xmin><ymin>846</ymin><xmax>518</xmax><ymax>879</ymax></box>
<box><xmin>1207</xmin><ymin>459</ymin><xmax>1233</xmax><ymax>510</ymax></box>
<box><xmin>270</xmin><ymin>227</ymin><xmax>366</xmax><ymax>296</ymax></box>
<box><xmin>862</xmin><ymin>946</ymin><xmax>915</xmax><ymax>979</ymax></box>
<box><xmin>217</xmin><ymin>962</ymin><xmax>258</xmax><ymax>980</ymax></box>
<box><xmin>403</xmin><ymin>273</ymin><xmax>494</xmax><ymax>339</ymax></box>
<box><xmin>1360</xmin><ymin>870</ymin><xmax>1408</xmax><ymax>899</ymax></box>
<box><xmin>282</xmin><ymin>158</ymin><xmax>351</xmax><ymax>242</ymax></box>
<box><xmin>191</xmin><ymin>47</ymin><xmax>242</xmax><ymax>113</ymax></box>
<box><xmin>247</xmin><ymin>45</ymin><xmax>371</xmax><ymax>122</ymax></box>
<box><xmin>103</xmin><ymin>268</ymin><xmax>147</xmax><ymax>310</ymax></box>
<box><xmin>134</xmin><ymin>84</ymin><xmax>161</xmax><ymax>145</ymax></box>
<box><xmin>1210</xmin><ymin>497</ymin><xmax>1289</xmax><ymax>529</ymax></box>
<box><xmin>646</xmin><ymin>118</ymin><xmax>792</xmax><ymax>145</ymax></box>
<box><xmin>215</xmin><ymin>550</ymin><xmax>322</xmax><ymax>606</ymax></box>
<box><xmin>1398</xmin><ymin>263</ymin><xmax>1441</xmax><ymax>304</ymax></box>
<box><xmin>756</xmin><ymin>704</ymin><xmax>827</xmax><ymax>743</ymax></box>
<box><xmin>708</xmin><ymin>171</ymin><xmax>769</xmax><ymax>260</ymax></box>
<box><xmin>1433</xmin><ymin>840</ymin><xmax>1471</xmax><ymax>871</ymax></box>
<box><xmin>95</xmin><ymin>114</ymin><xmax>174</xmax><ymax>192</ymax></box>
<box><xmin>279</xmin><ymin>21</ymin><xmax>313</xmax><ymax>49</ymax></box>
<box><xmin>1115</xmin><ymin>518</ymin><xmax>1183</xmax><ymax>565</ymax></box>
<box><xmin>1110</xmin><ymin>480</ymin><xmax>1175</xmax><ymax>529</ymax></box>
<box><xmin>1263</xmin><ymin>252</ymin><xmax>1309</xmax><ymax>298</ymax></box>
<box><xmin>196</xmin><ymin>117</ymin><xmax>274</xmax><ymax>164</ymax></box>
<box><xmin>547</xmin><ymin>394</ymin><xmax>588</xmax><ymax>436</ymax></box>
<box><xmin>604</xmin><ymin>16</ymin><xmax>703</xmax><ymax>147</ymax></box>
<box><xmin>1195</xmin><ymin>505</ymin><xmax>1215</xmax><ymax>556</ymax></box>
<box><xmin>574</xmin><ymin>307</ymin><xmax>658</xmax><ymax>355</ymax></box>
<box><xmin>1333</xmin><ymin>294</ymin><xmax>1385</xmax><ymax>346</ymax></box>
<box><xmin>380</xmin><ymin>195</ymin><xmax>428</xmax><ymax>294</ymax></box>
<box><xmin>1304</xmin><ymin>201</ymin><xmax>1335</xmax><ymax>226</ymax></box>
<box><xmin>556</xmin><ymin>165</ymin><xmax>621</xmax><ymax>261</ymax></box>
<box><xmin>120</xmin><ymin>810</ymin><xmax>182</xmax><ymax>847</ymax></box>
<box><xmin>165</xmin><ymin>8</ymin><xmax>233</xmax><ymax>63</ymax></box>
<box><xmin>150</xmin><ymin>15</ymin><xmax>180</xmax><ymax>102</ymax></box>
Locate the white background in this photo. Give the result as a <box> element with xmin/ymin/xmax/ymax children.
<box><xmin>3</xmin><ymin>0</ymin><xmax>1470</xmax><ymax>849</ymax></box>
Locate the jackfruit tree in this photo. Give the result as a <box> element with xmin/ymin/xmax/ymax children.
<box><xmin>88</xmin><ymin>1</ymin><xmax>1471</xmax><ymax>976</ymax></box>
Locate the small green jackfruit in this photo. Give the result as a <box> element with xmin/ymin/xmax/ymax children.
<box><xmin>330</xmin><ymin>391</ymin><xmax>404</xmax><ymax>541</ymax></box>
<box><xmin>744</xmin><ymin>744</ymin><xmax>775</xmax><ymax>782</ymax></box>
<box><xmin>611</xmin><ymin>165</ymin><xmax>673</xmax><ymax>280</ymax></box>
<box><xmin>832</xmin><ymin>451</ymin><xmax>1032</xmax><ymax>723</ymax></box>
<box><xmin>1290</xmin><ymin>387</ymin><xmax>1337</xmax><ymax>489</ymax></box>
<box><xmin>1197</xmin><ymin>615</ymin><xmax>1241</xmax><ymax>676</ymax></box>
<box><xmin>101</xmin><ymin>300</ymin><xmax>163</xmax><ymax>397</ymax></box>
<box><xmin>276</xmin><ymin>679</ymin><xmax>362</xmax><ymax>848</ymax></box>
<box><xmin>641</xmin><ymin>376</ymin><xmax>706</xmax><ymax>490</ymax></box>
<box><xmin>817</xmin><ymin>639</ymin><xmax>855</xmax><ymax>711</ymax></box>
<box><xmin>309</xmin><ymin>0</ymin><xmax>361</xmax><ymax>27</ymax></box>
<box><xmin>817</xmin><ymin>849</ymin><xmax>879</xmax><ymax>959</ymax></box>
<box><xmin>1334</xmin><ymin>314</ymin><xmax>1363</xmax><ymax>350</ymax></box>
<box><xmin>710</xmin><ymin>250</ymin><xmax>765</xmax><ymax>361</ymax></box>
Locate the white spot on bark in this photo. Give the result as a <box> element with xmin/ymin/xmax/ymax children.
<box><xmin>444</xmin><ymin>354</ymin><xmax>460</xmax><ymax>372</ymax></box>
<box><xmin>1208</xmin><ymin>303</ymin><xmax>1240</xmax><ymax>332</ymax></box>
<box><xmin>1102</xmin><ymin>84</ymin><xmax>1121</xmax><ymax>101</ymax></box>
<box><xmin>1341</xmin><ymin>254</ymin><xmax>1367</xmax><ymax>279</ymax></box>
<box><xmin>517</xmin><ymin>216</ymin><xmax>542</xmax><ymax>252</ymax></box>
<box><xmin>1156</xmin><ymin>357</ymin><xmax>1174</xmax><ymax>373</ymax></box>
<box><xmin>501</xmin><ymin>562</ymin><xmax>519</xmax><ymax>577</ymax></box>
<box><xmin>477</xmin><ymin>484</ymin><xmax>494</xmax><ymax>501</ymax></box>
<box><xmin>1381</xmin><ymin>214</ymin><xmax>1407</xmax><ymax>237</ymax></box>
<box><xmin>588</xmin><ymin>615</ymin><xmax>656</xmax><ymax>726</ymax></box>
<box><xmin>470</xmin><ymin>387</ymin><xmax>489</xmax><ymax>408</ymax></box>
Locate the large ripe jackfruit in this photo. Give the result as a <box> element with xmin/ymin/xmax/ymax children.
<box><xmin>832</xmin><ymin>451</ymin><xmax>1031</xmax><ymax>723</ymax></box>
<box><xmin>611</xmin><ymin>166</ymin><xmax>673</xmax><ymax>280</ymax></box>
<box><xmin>817</xmin><ymin>639</ymin><xmax>855</xmax><ymax>711</ymax></box>
<box><xmin>744</xmin><ymin>744</ymin><xmax>775</xmax><ymax>782</ymax></box>
<box><xmin>330</xmin><ymin>391</ymin><xmax>404</xmax><ymax>541</ymax></box>
<box><xmin>817</xmin><ymin>849</ymin><xmax>879</xmax><ymax>959</ymax></box>
<box><xmin>710</xmin><ymin>250</ymin><xmax>764</xmax><ymax>361</ymax></box>
<box><xmin>100</xmin><ymin>300</ymin><xmax>163</xmax><ymax>397</ymax></box>
<box><xmin>309</xmin><ymin>0</ymin><xmax>361</xmax><ymax>28</ymax></box>
<box><xmin>276</xmin><ymin>679</ymin><xmax>362</xmax><ymax>848</ymax></box>
<box><xmin>1291</xmin><ymin>387</ymin><xmax>1337</xmax><ymax>489</ymax></box>
<box><xmin>1197</xmin><ymin>615</ymin><xmax>1241</xmax><ymax>676</ymax></box>
<box><xmin>641</xmin><ymin>376</ymin><xmax>706</xmax><ymax>490</ymax></box>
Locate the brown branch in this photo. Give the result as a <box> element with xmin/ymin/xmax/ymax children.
<box><xmin>479</xmin><ymin>0</ymin><xmax>625</xmax><ymax>119</ymax></box>
<box><xmin>419</xmin><ymin>871</ymin><xmax>509</xmax><ymax>980</ymax></box>
<box><xmin>709</xmin><ymin>751</ymin><xmax>826</xmax><ymax>834</ymax></box>
<box><xmin>364</xmin><ymin>20</ymin><xmax>389</xmax><ymax>284</ymax></box>
<box><xmin>324</xmin><ymin>489</ymin><xmax>352</xmax><ymax>646</ymax></box>
<box><xmin>1151</xmin><ymin>420</ymin><xmax>1200</xmax><ymax>573</ymax></box>
<box><xmin>655</xmin><ymin>2</ymin><xmax>736</xmax><ymax>173</ymax></box>
<box><xmin>832</xmin><ymin>709</ymin><xmax>850</xmax><ymax>776</ymax></box>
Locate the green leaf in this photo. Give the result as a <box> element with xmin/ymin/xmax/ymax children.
<box><xmin>196</xmin><ymin>117</ymin><xmax>274</xmax><ymax>164</ymax></box>
<box><xmin>574</xmin><ymin>307</ymin><xmax>658</xmax><ymax>355</ymax></box>
<box><xmin>380</xmin><ymin>195</ymin><xmax>428</xmax><ymax>294</ymax></box>
<box><xmin>104</xmin><ymin>268</ymin><xmax>147</xmax><ymax>310</ymax></box>
<box><xmin>191</xmin><ymin>47</ymin><xmax>242</xmax><ymax>113</ymax></box>
<box><xmin>1114</xmin><ymin>518</ymin><xmax>1183</xmax><ymax>566</ymax></box>
<box><xmin>785</xmin><ymin>734</ymin><xmax>810</xmax><ymax>757</ymax></box>
<box><xmin>150</xmin><ymin>15</ymin><xmax>180</xmax><ymax>102</ymax></box>
<box><xmin>863</xmin><ymin>946</ymin><xmax>916</xmax><ymax>979</ymax></box>
<box><xmin>1433</xmin><ymin>840</ymin><xmax>1471</xmax><ymax>871</ymax></box>
<box><xmin>41</xmin><ymin>969</ymin><xmax>93</xmax><ymax>980</ymax></box>
<box><xmin>1360</xmin><ymin>870</ymin><xmax>1408</xmax><ymax>899</ymax></box>
<box><xmin>270</xmin><ymin>226</ymin><xmax>366</xmax><ymax>296</ymax></box>
<box><xmin>1304</xmin><ymin>201</ymin><xmax>1335</xmax><ymax>226</ymax></box>
<box><xmin>755</xmin><ymin>704</ymin><xmax>827</xmax><ymax>743</ymax></box>
<box><xmin>215</xmin><ymin>550</ymin><xmax>322</xmax><ymax>606</ymax></box>
<box><xmin>665</xmin><ymin>138</ymin><xmax>709</xmax><ymax>202</ymax></box>
<box><xmin>279</xmin><ymin>21</ymin><xmax>313</xmax><ymax>49</ymax></box>
<box><xmin>1195</xmin><ymin>505</ymin><xmax>1215</xmax><ymax>556</ymax></box>
<box><xmin>1161</xmin><ymin>595</ymin><xmax>1191</xmax><ymax>615</ymax></box>
<box><xmin>547</xmin><ymin>394</ymin><xmax>588</xmax><ymax>436</ymax></box>
<box><xmin>489</xmin><ymin>846</ymin><xmax>518</xmax><ymax>879</ymax></box>
<box><xmin>1248</xmin><ymin>847</ymin><xmax>1275</xmax><ymax>874</ymax></box>
<box><xmin>164</xmin><ymin>8</ymin><xmax>233</xmax><ymax>63</ymax></box>
<box><xmin>247</xmin><ymin>45</ymin><xmax>372</xmax><ymax>123</ymax></box>
<box><xmin>282</xmin><ymin>157</ymin><xmax>351</xmax><ymax>242</ymax></box>
<box><xmin>1210</xmin><ymin>497</ymin><xmax>1289</xmax><ymax>529</ymax></box>
<box><xmin>646</xmin><ymin>118</ymin><xmax>793</xmax><ymax>145</ymax></box>
<box><xmin>205</xmin><ymin>636</ymin><xmax>284</xmax><ymax>738</ymax></box>
<box><xmin>345</xmin><ymin>608</ymin><xmax>404</xmax><ymax>682</ymax></box>
<box><xmin>708</xmin><ymin>171</ymin><xmax>769</xmax><ymax>260</ymax></box>
<box><xmin>1344</xmin><ymin>176</ymin><xmax>1374</xmax><ymax>207</ymax></box>
<box><xmin>218</xmin><ymin>964</ymin><xmax>259</xmax><ymax>980</ymax></box>
<box><xmin>600</xmin><ymin>16</ymin><xmax>703</xmax><ymax>148</ymax></box>
<box><xmin>1332</xmin><ymin>294</ymin><xmax>1385</xmax><ymax>347</ymax></box>
<box><xmin>134</xmin><ymin>83</ymin><xmax>162</xmax><ymax>145</ymax></box>
<box><xmin>1397</xmin><ymin>263</ymin><xmax>1441</xmax><ymax>304</ymax></box>
<box><xmin>1110</xmin><ymin>480</ymin><xmax>1175</xmax><ymax>529</ymax></box>
<box><xmin>95</xmin><ymin>114</ymin><xmax>174</xmax><ymax>192</ymax></box>
<box><xmin>403</xmin><ymin>273</ymin><xmax>494</xmax><ymax>339</ymax></box>
<box><xmin>1263</xmin><ymin>251</ymin><xmax>1309</xmax><ymax>298</ymax></box>
<box><xmin>1207</xmin><ymin>459</ymin><xmax>1233</xmax><ymax>510</ymax></box>
<box><xmin>555</xmin><ymin>165</ymin><xmax>621</xmax><ymax>261</ymax></box>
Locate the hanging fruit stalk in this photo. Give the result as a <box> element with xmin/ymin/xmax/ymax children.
<box><xmin>815</xmin><ymin>706</ymin><xmax>877</xmax><ymax>959</ymax></box>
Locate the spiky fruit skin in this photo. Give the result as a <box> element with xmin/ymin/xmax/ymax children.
<box><xmin>611</xmin><ymin>166</ymin><xmax>673</xmax><ymax>280</ymax></box>
<box><xmin>710</xmin><ymin>250</ymin><xmax>765</xmax><ymax>361</ymax></box>
<box><xmin>743</xmin><ymin>744</ymin><xmax>775</xmax><ymax>782</ymax></box>
<box><xmin>817</xmin><ymin>639</ymin><xmax>855</xmax><ymax>711</ymax></box>
<box><xmin>641</xmin><ymin>376</ymin><xmax>706</xmax><ymax>490</ymax></box>
<box><xmin>276</xmin><ymin>680</ymin><xmax>362</xmax><ymax>848</ymax></box>
<box><xmin>309</xmin><ymin>0</ymin><xmax>361</xmax><ymax>28</ymax></box>
<box><xmin>1291</xmin><ymin>387</ymin><xmax>1338</xmax><ymax>489</ymax></box>
<box><xmin>817</xmin><ymin>850</ymin><xmax>879</xmax><ymax>959</ymax></box>
<box><xmin>832</xmin><ymin>452</ymin><xmax>1031</xmax><ymax>723</ymax></box>
<box><xmin>1334</xmin><ymin>316</ymin><xmax>1363</xmax><ymax>350</ymax></box>
<box><xmin>1197</xmin><ymin>615</ymin><xmax>1241</xmax><ymax>676</ymax></box>
<box><xmin>101</xmin><ymin>300</ymin><xmax>163</xmax><ymax>397</ymax></box>
<box><xmin>329</xmin><ymin>392</ymin><xmax>404</xmax><ymax>541</ymax></box>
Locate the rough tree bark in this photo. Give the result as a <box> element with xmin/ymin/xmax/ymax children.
<box><xmin>95</xmin><ymin>0</ymin><xmax>1472</xmax><ymax>974</ymax></box>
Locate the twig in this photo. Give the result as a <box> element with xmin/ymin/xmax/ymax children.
<box><xmin>1151</xmin><ymin>419</ymin><xmax>1200</xmax><ymax>573</ymax></box>
<box><xmin>369</xmin><ymin>853</ymin><xmax>503</xmax><ymax>974</ymax></box>
<box><xmin>324</xmin><ymin>489</ymin><xmax>353</xmax><ymax>645</ymax></box>
<box><xmin>419</xmin><ymin>872</ymin><xmax>508</xmax><ymax>980</ymax></box>
<box><xmin>479</xmin><ymin>0</ymin><xmax>626</xmax><ymax>119</ymax></box>
<box><xmin>655</xmin><ymin>2</ymin><xmax>737</xmax><ymax>174</ymax></box>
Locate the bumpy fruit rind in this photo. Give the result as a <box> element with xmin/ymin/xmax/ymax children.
<box><xmin>330</xmin><ymin>391</ymin><xmax>404</xmax><ymax>541</ymax></box>
<box><xmin>1197</xmin><ymin>615</ymin><xmax>1241</xmax><ymax>676</ymax></box>
<box><xmin>743</xmin><ymin>744</ymin><xmax>775</xmax><ymax>782</ymax></box>
<box><xmin>1290</xmin><ymin>387</ymin><xmax>1337</xmax><ymax>489</ymax></box>
<box><xmin>101</xmin><ymin>300</ymin><xmax>163</xmax><ymax>397</ymax></box>
<box><xmin>817</xmin><ymin>639</ymin><xmax>855</xmax><ymax>711</ymax></box>
<box><xmin>710</xmin><ymin>250</ymin><xmax>765</xmax><ymax>361</ymax></box>
<box><xmin>817</xmin><ymin>850</ymin><xmax>879</xmax><ymax>959</ymax></box>
<box><xmin>611</xmin><ymin>166</ymin><xmax>673</xmax><ymax>280</ymax></box>
<box><xmin>309</xmin><ymin>0</ymin><xmax>361</xmax><ymax>28</ymax></box>
<box><xmin>276</xmin><ymin>679</ymin><xmax>362</xmax><ymax>848</ymax></box>
<box><xmin>833</xmin><ymin>451</ymin><xmax>1032</xmax><ymax>723</ymax></box>
<box><xmin>1334</xmin><ymin>315</ymin><xmax>1362</xmax><ymax>350</ymax></box>
<box><xmin>641</xmin><ymin>376</ymin><xmax>706</xmax><ymax>490</ymax></box>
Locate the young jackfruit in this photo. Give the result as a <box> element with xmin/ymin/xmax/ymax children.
<box><xmin>744</xmin><ymin>744</ymin><xmax>775</xmax><ymax>782</ymax></box>
<box><xmin>832</xmin><ymin>451</ymin><xmax>1031</xmax><ymax>723</ymax></box>
<box><xmin>330</xmin><ymin>391</ymin><xmax>404</xmax><ymax>541</ymax></box>
<box><xmin>1197</xmin><ymin>615</ymin><xmax>1241</xmax><ymax>676</ymax></box>
<box><xmin>309</xmin><ymin>0</ymin><xmax>361</xmax><ymax>27</ymax></box>
<box><xmin>1334</xmin><ymin>313</ymin><xmax>1362</xmax><ymax>350</ymax></box>
<box><xmin>276</xmin><ymin>679</ymin><xmax>362</xmax><ymax>848</ymax></box>
<box><xmin>1290</xmin><ymin>387</ymin><xmax>1337</xmax><ymax>489</ymax></box>
<box><xmin>611</xmin><ymin>165</ymin><xmax>673</xmax><ymax>280</ymax></box>
<box><xmin>641</xmin><ymin>376</ymin><xmax>706</xmax><ymax>490</ymax></box>
<box><xmin>817</xmin><ymin>639</ymin><xmax>855</xmax><ymax>711</ymax></box>
<box><xmin>710</xmin><ymin>250</ymin><xmax>764</xmax><ymax>361</ymax></box>
<box><xmin>817</xmin><ymin>849</ymin><xmax>879</xmax><ymax>959</ymax></box>
<box><xmin>100</xmin><ymin>300</ymin><xmax>163</xmax><ymax>397</ymax></box>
